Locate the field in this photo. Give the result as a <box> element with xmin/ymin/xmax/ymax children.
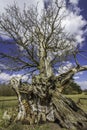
<box><xmin>0</xmin><ymin>94</ymin><xmax>87</xmax><ymax>130</ymax></box>
<box><xmin>0</xmin><ymin>96</ymin><xmax>17</xmax><ymax>121</ymax></box>
<box><xmin>65</xmin><ymin>93</ymin><xmax>87</xmax><ymax>113</ymax></box>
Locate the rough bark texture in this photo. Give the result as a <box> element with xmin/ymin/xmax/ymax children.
<box><xmin>10</xmin><ymin>74</ymin><xmax>87</xmax><ymax>130</ymax></box>
<box><xmin>53</xmin><ymin>89</ymin><xmax>87</xmax><ymax>129</ymax></box>
<box><xmin>39</xmin><ymin>41</ymin><xmax>53</xmax><ymax>78</ymax></box>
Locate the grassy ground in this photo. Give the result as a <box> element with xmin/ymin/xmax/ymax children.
<box><xmin>65</xmin><ymin>93</ymin><xmax>87</xmax><ymax>112</ymax></box>
<box><xmin>0</xmin><ymin>94</ymin><xmax>87</xmax><ymax>130</ymax></box>
<box><xmin>0</xmin><ymin>96</ymin><xmax>17</xmax><ymax>100</ymax></box>
<box><xmin>0</xmin><ymin>96</ymin><xmax>18</xmax><ymax>120</ymax></box>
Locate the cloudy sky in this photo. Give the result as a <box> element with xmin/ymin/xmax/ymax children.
<box><xmin>0</xmin><ymin>0</ymin><xmax>87</xmax><ymax>89</ymax></box>
<box><xmin>0</xmin><ymin>0</ymin><xmax>86</xmax><ymax>44</ymax></box>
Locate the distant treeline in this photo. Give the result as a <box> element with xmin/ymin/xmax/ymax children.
<box><xmin>62</xmin><ymin>80</ymin><xmax>82</xmax><ymax>95</ymax></box>
<box><xmin>0</xmin><ymin>80</ymin><xmax>83</xmax><ymax>96</ymax></box>
<box><xmin>83</xmin><ymin>89</ymin><xmax>87</xmax><ymax>95</ymax></box>
<box><xmin>0</xmin><ymin>84</ymin><xmax>16</xmax><ymax>96</ymax></box>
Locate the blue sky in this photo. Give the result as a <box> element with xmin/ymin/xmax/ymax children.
<box><xmin>79</xmin><ymin>0</ymin><xmax>87</xmax><ymax>20</ymax></box>
<box><xmin>0</xmin><ymin>0</ymin><xmax>87</xmax><ymax>89</ymax></box>
<box><xmin>73</xmin><ymin>0</ymin><xmax>87</xmax><ymax>89</ymax></box>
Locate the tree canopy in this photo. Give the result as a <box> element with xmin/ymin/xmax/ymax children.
<box><xmin>0</xmin><ymin>0</ymin><xmax>87</xmax><ymax>78</ymax></box>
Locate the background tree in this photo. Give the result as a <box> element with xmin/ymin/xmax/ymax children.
<box><xmin>0</xmin><ymin>0</ymin><xmax>87</xmax><ymax>129</ymax></box>
<box><xmin>83</xmin><ymin>89</ymin><xmax>87</xmax><ymax>95</ymax></box>
<box><xmin>0</xmin><ymin>83</ymin><xmax>16</xmax><ymax>96</ymax></box>
<box><xmin>62</xmin><ymin>79</ymin><xmax>82</xmax><ymax>94</ymax></box>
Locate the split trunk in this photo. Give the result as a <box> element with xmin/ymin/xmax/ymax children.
<box><xmin>12</xmin><ymin>75</ymin><xmax>87</xmax><ymax>130</ymax></box>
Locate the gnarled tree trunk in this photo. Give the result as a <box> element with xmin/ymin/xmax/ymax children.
<box><xmin>11</xmin><ymin>68</ymin><xmax>87</xmax><ymax>129</ymax></box>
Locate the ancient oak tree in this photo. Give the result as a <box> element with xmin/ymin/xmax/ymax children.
<box><xmin>0</xmin><ymin>0</ymin><xmax>87</xmax><ymax>129</ymax></box>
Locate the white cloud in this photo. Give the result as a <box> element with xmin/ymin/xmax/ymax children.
<box><xmin>0</xmin><ymin>0</ymin><xmax>44</xmax><ymax>39</ymax></box>
<box><xmin>75</xmin><ymin>72</ymin><xmax>83</xmax><ymax>76</ymax></box>
<box><xmin>58</xmin><ymin>61</ymin><xmax>73</xmax><ymax>74</ymax></box>
<box><xmin>0</xmin><ymin>72</ymin><xmax>29</xmax><ymax>83</ymax></box>
<box><xmin>0</xmin><ymin>73</ymin><xmax>11</xmax><ymax>83</ymax></box>
<box><xmin>62</xmin><ymin>11</ymin><xmax>87</xmax><ymax>44</ymax></box>
<box><xmin>0</xmin><ymin>0</ymin><xmax>43</xmax><ymax>14</ymax></box>
<box><xmin>0</xmin><ymin>0</ymin><xmax>86</xmax><ymax>45</ymax></box>
<box><xmin>74</xmin><ymin>76</ymin><xmax>79</xmax><ymax>79</ymax></box>
<box><xmin>76</xmin><ymin>81</ymin><xmax>87</xmax><ymax>90</ymax></box>
<box><xmin>69</xmin><ymin>0</ymin><xmax>79</xmax><ymax>5</ymax></box>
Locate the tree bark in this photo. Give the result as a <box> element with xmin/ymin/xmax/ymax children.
<box><xmin>11</xmin><ymin>73</ymin><xmax>87</xmax><ymax>129</ymax></box>
<box><xmin>53</xmin><ymin>88</ymin><xmax>87</xmax><ymax>129</ymax></box>
<box><xmin>39</xmin><ymin>42</ymin><xmax>53</xmax><ymax>77</ymax></box>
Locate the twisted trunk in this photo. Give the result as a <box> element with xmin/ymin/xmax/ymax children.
<box><xmin>11</xmin><ymin>66</ymin><xmax>87</xmax><ymax>129</ymax></box>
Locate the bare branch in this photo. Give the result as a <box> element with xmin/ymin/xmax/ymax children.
<box><xmin>58</xmin><ymin>65</ymin><xmax>87</xmax><ymax>86</ymax></box>
<box><xmin>0</xmin><ymin>1</ymin><xmax>86</xmax><ymax>77</ymax></box>
<box><xmin>0</xmin><ymin>52</ymin><xmax>36</xmax><ymax>67</ymax></box>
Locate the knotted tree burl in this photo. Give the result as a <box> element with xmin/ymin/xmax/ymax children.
<box><xmin>0</xmin><ymin>0</ymin><xmax>87</xmax><ymax>129</ymax></box>
<box><xmin>10</xmin><ymin>67</ymin><xmax>87</xmax><ymax>129</ymax></box>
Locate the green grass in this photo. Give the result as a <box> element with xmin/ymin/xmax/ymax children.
<box><xmin>0</xmin><ymin>96</ymin><xmax>18</xmax><ymax>110</ymax></box>
<box><xmin>0</xmin><ymin>96</ymin><xmax>17</xmax><ymax>100</ymax></box>
<box><xmin>65</xmin><ymin>93</ymin><xmax>87</xmax><ymax>101</ymax></box>
<box><xmin>0</xmin><ymin>94</ymin><xmax>87</xmax><ymax>130</ymax></box>
<box><xmin>65</xmin><ymin>93</ymin><xmax>87</xmax><ymax>112</ymax></box>
<box><xmin>0</xmin><ymin>96</ymin><xmax>18</xmax><ymax>119</ymax></box>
